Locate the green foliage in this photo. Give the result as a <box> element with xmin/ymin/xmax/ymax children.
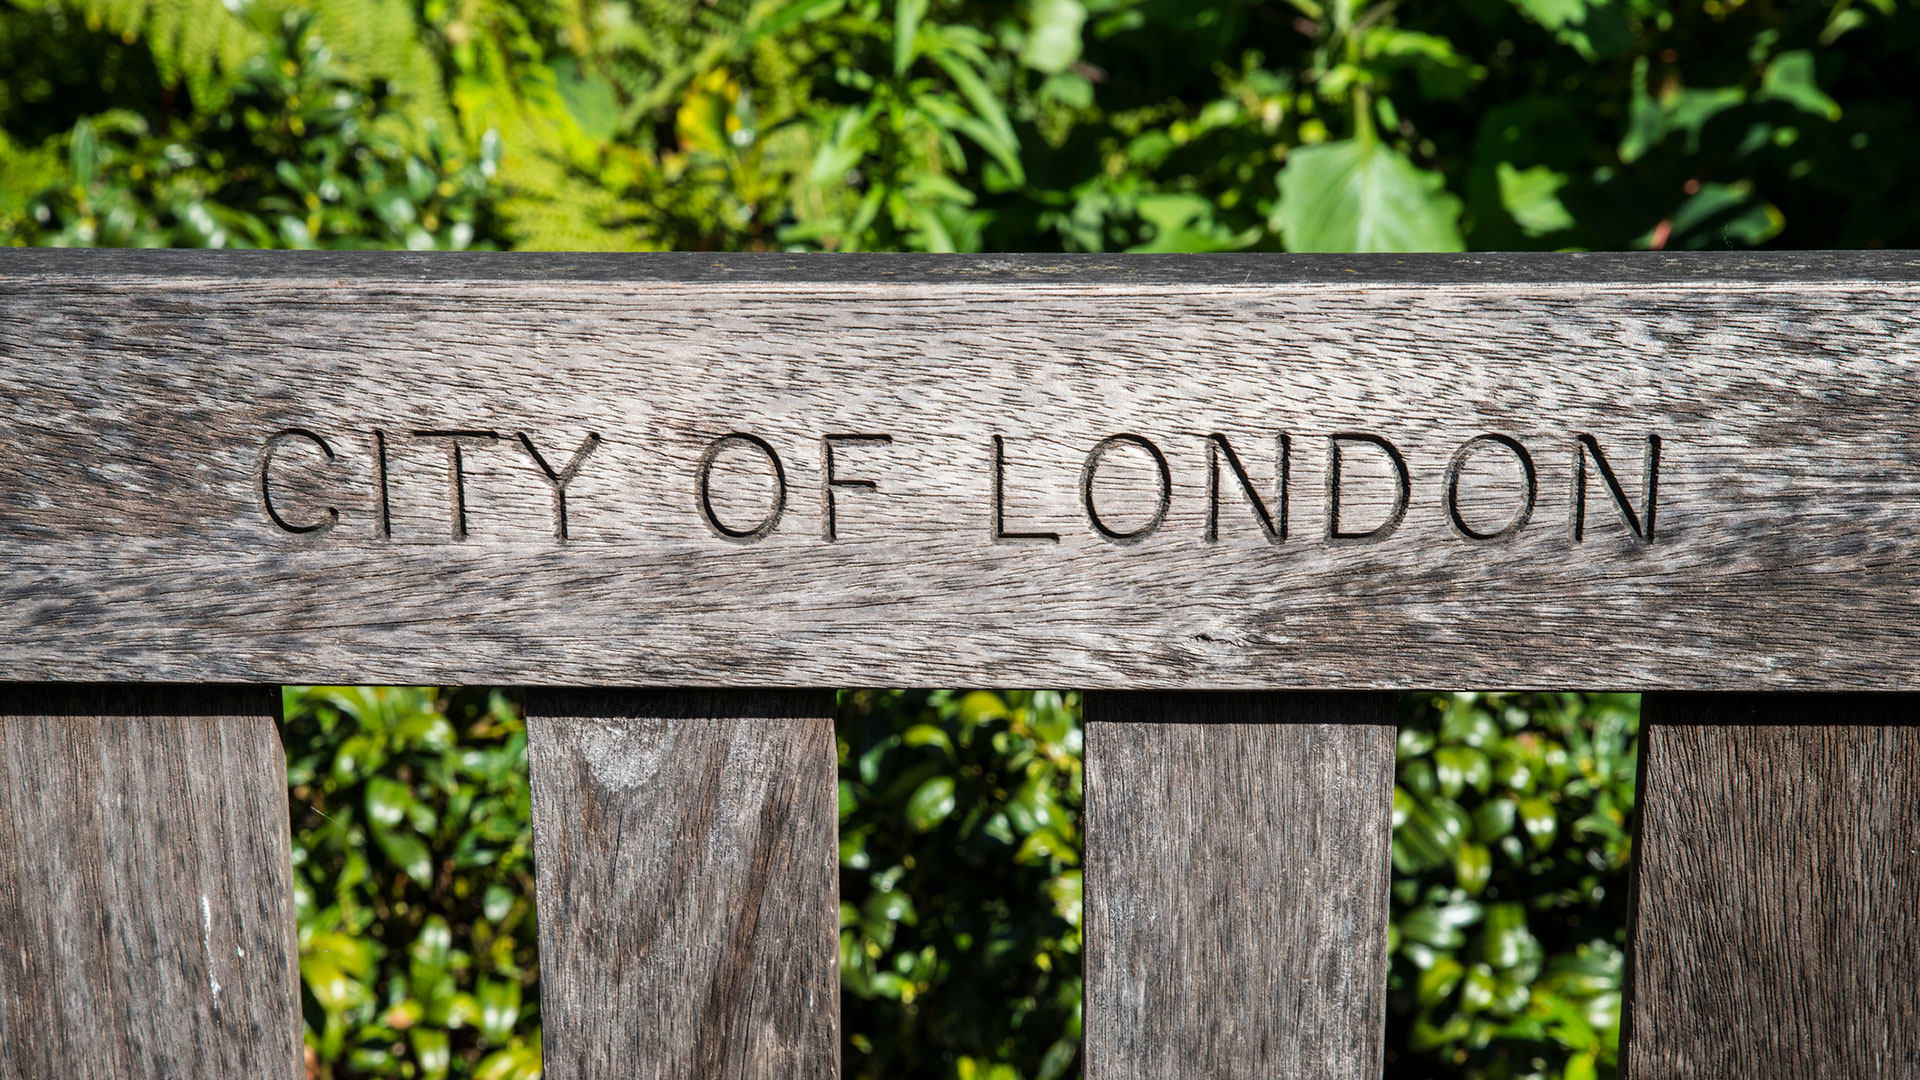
<box><xmin>283</xmin><ymin>687</ymin><xmax>540</xmax><ymax>1080</ymax></box>
<box><xmin>1</xmin><ymin>3</ymin><xmax>494</xmax><ymax>248</ymax></box>
<box><xmin>273</xmin><ymin>685</ymin><xmax>1636</xmax><ymax>1080</ymax></box>
<box><xmin>1389</xmin><ymin>694</ymin><xmax>1638</xmax><ymax>1080</ymax></box>
<box><xmin>12</xmin><ymin>0</ymin><xmax>1920</xmax><ymax>252</ymax></box>
<box><xmin>838</xmin><ymin>690</ymin><xmax>1084</xmax><ymax>1079</ymax></box>
<box><xmin>1276</xmin><ymin>138</ymin><xmax>1464</xmax><ymax>253</ymax></box>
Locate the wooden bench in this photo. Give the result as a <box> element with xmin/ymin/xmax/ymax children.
<box><xmin>1</xmin><ymin>250</ymin><xmax>1915</xmax><ymax>1078</ymax></box>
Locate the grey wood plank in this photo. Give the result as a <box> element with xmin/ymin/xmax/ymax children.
<box><xmin>0</xmin><ymin>684</ymin><xmax>302</xmax><ymax>1080</ymax></box>
<box><xmin>1083</xmin><ymin>692</ymin><xmax>1396</xmax><ymax>1080</ymax></box>
<box><xmin>5</xmin><ymin>252</ymin><xmax>1920</xmax><ymax>688</ymax></box>
<box><xmin>526</xmin><ymin>689</ymin><xmax>839</xmax><ymax>1080</ymax></box>
<box><xmin>3</xmin><ymin>248</ymin><xmax>1916</xmax><ymax>284</ymax></box>
<box><xmin>1623</xmin><ymin>695</ymin><xmax>1920</xmax><ymax>1080</ymax></box>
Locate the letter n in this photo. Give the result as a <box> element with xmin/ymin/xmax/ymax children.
<box><xmin>1571</xmin><ymin>433</ymin><xmax>1660</xmax><ymax>542</ymax></box>
<box><xmin>1205</xmin><ymin>433</ymin><xmax>1287</xmax><ymax>542</ymax></box>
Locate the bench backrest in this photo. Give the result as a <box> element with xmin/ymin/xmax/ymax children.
<box><xmin>2</xmin><ymin>250</ymin><xmax>1916</xmax><ymax>1079</ymax></box>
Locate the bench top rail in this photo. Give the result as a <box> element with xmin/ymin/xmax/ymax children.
<box><xmin>4</xmin><ymin>250</ymin><xmax>1918</xmax><ymax>689</ymax></box>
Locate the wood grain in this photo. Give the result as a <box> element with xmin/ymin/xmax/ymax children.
<box><xmin>1083</xmin><ymin>692</ymin><xmax>1396</xmax><ymax>1080</ymax></box>
<box><xmin>1623</xmin><ymin>695</ymin><xmax>1920</xmax><ymax>1079</ymax></box>
<box><xmin>526</xmin><ymin>690</ymin><xmax>839</xmax><ymax>1080</ymax></box>
<box><xmin>0</xmin><ymin>684</ymin><xmax>302</xmax><ymax>1080</ymax></box>
<box><xmin>5</xmin><ymin>251</ymin><xmax>1920</xmax><ymax>688</ymax></box>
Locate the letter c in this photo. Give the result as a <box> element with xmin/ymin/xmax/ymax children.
<box><xmin>260</xmin><ymin>428</ymin><xmax>340</xmax><ymax>535</ymax></box>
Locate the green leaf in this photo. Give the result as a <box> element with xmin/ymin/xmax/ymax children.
<box><xmin>1364</xmin><ymin>28</ymin><xmax>1484</xmax><ymax>100</ymax></box>
<box><xmin>1758</xmin><ymin>51</ymin><xmax>1840</xmax><ymax>121</ymax></box>
<box><xmin>751</xmin><ymin>0</ymin><xmax>845</xmax><ymax>39</ymax></box>
<box><xmin>928</xmin><ymin>50</ymin><xmax>1025</xmax><ymax>185</ymax></box>
<box><xmin>1046</xmin><ymin>870</ymin><xmax>1083</xmax><ymax>928</ymax></box>
<box><xmin>1460</xmin><ymin>963</ymin><xmax>1498</xmax><ymax>1013</ymax></box>
<box><xmin>1021</xmin><ymin>0</ymin><xmax>1086</xmax><ymax>74</ymax></box>
<box><xmin>1473</xmin><ymin>797</ymin><xmax>1517</xmax><ymax>842</ymax></box>
<box><xmin>957</xmin><ymin>690</ymin><xmax>1011</xmax><ymax>725</ymax></box>
<box><xmin>483</xmin><ymin>883</ymin><xmax>514</xmax><ymax>923</ymax></box>
<box><xmin>1434</xmin><ymin>746</ymin><xmax>1490</xmax><ymax>797</ymax></box>
<box><xmin>1401</xmin><ymin>899</ymin><xmax>1481</xmax><ymax>949</ymax></box>
<box><xmin>1015</xmin><ymin>826</ymin><xmax>1079</xmax><ymax>866</ymax></box>
<box><xmin>1127</xmin><ymin>192</ymin><xmax>1259</xmax><ymax>253</ymax></box>
<box><xmin>366</xmin><ymin>775</ymin><xmax>413</xmax><ymax>827</ymax></box>
<box><xmin>69</xmin><ymin>120</ymin><xmax>99</xmax><ymax>188</ymax></box>
<box><xmin>1518</xmin><ymin>796</ymin><xmax>1558</xmax><ymax>850</ymax></box>
<box><xmin>1663</xmin><ymin>181</ymin><xmax>1783</xmax><ymax>249</ymax></box>
<box><xmin>903</xmin><ymin>723</ymin><xmax>954</xmax><ymax>756</ymax></box>
<box><xmin>1418</xmin><ymin>954</ymin><xmax>1465</xmax><ymax>1006</ymax></box>
<box><xmin>553</xmin><ymin>60</ymin><xmax>620</xmax><ymax>142</ymax></box>
<box><xmin>906</xmin><ymin>775</ymin><xmax>957</xmax><ymax>831</ymax></box>
<box><xmin>1482</xmin><ymin>901</ymin><xmax>1543</xmax><ymax>976</ymax></box>
<box><xmin>479</xmin><ymin>977</ymin><xmax>522</xmax><ymax>1042</ymax></box>
<box><xmin>1508</xmin><ymin>0</ymin><xmax>1631</xmax><ymax>59</ymax></box>
<box><xmin>1496</xmin><ymin>162</ymin><xmax>1575</xmax><ymax>236</ymax></box>
<box><xmin>301</xmin><ymin>931</ymin><xmax>378</xmax><ymax>1014</ymax></box>
<box><xmin>372</xmin><ymin>821</ymin><xmax>433</xmax><ymax>885</ymax></box>
<box><xmin>412</xmin><ymin>1028</ymin><xmax>451</xmax><ymax>1080</ymax></box>
<box><xmin>894</xmin><ymin>0</ymin><xmax>929</xmax><ymax>76</ymax></box>
<box><xmin>1454</xmin><ymin>841</ymin><xmax>1493</xmax><ymax>894</ymax></box>
<box><xmin>1276</xmin><ymin>138</ymin><xmax>1464</xmax><ymax>253</ymax></box>
<box><xmin>475</xmin><ymin>1043</ymin><xmax>544</xmax><ymax>1080</ymax></box>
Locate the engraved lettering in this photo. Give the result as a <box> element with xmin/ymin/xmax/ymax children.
<box><xmin>822</xmin><ymin>434</ymin><xmax>892</xmax><ymax>541</ymax></box>
<box><xmin>991</xmin><ymin>435</ymin><xmax>1059</xmax><ymax>543</ymax></box>
<box><xmin>1082</xmin><ymin>434</ymin><xmax>1171</xmax><ymax>545</ymax></box>
<box><xmin>372</xmin><ymin>428</ymin><xmax>393</xmax><ymax>539</ymax></box>
<box><xmin>1445</xmin><ymin>434</ymin><xmax>1536</xmax><ymax>542</ymax></box>
<box><xmin>413</xmin><ymin>430</ymin><xmax>501</xmax><ymax>540</ymax></box>
<box><xmin>1205</xmin><ymin>433</ymin><xmax>1288</xmax><ymax>543</ymax></box>
<box><xmin>1327</xmin><ymin>433</ymin><xmax>1410</xmax><ymax>542</ymax></box>
<box><xmin>1572</xmin><ymin>433</ymin><xmax>1660</xmax><ymax>542</ymax></box>
<box><xmin>518</xmin><ymin>432</ymin><xmax>602</xmax><ymax>541</ymax></box>
<box><xmin>259</xmin><ymin>428</ymin><xmax>339</xmax><ymax>535</ymax></box>
<box><xmin>698</xmin><ymin>433</ymin><xmax>787</xmax><ymax>541</ymax></box>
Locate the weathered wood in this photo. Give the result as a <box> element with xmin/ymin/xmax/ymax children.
<box><xmin>1083</xmin><ymin>692</ymin><xmax>1396</xmax><ymax>1080</ymax></box>
<box><xmin>5</xmin><ymin>251</ymin><xmax>1920</xmax><ymax>689</ymax></box>
<box><xmin>0</xmin><ymin>685</ymin><xmax>302</xmax><ymax>1080</ymax></box>
<box><xmin>526</xmin><ymin>690</ymin><xmax>839</xmax><ymax>1080</ymax></box>
<box><xmin>1623</xmin><ymin>695</ymin><xmax>1920</xmax><ymax>1079</ymax></box>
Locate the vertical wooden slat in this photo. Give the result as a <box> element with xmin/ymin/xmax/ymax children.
<box><xmin>1624</xmin><ymin>695</ymin><xmax>1920</xmax><ymax>1078</ymax></box>
<box><xmin>0</xmin><ymin>685</ymin><xmax>302</xmax><ymax>1080</ymax></box>
<box><xmin>1083</xmin><ymin>691</ymin><xmax>1396</xmax><ymax>1080</ymax></box>
<box><xmin>526</xmin><ymin>689</ymin><xmax>839</xmax><ymax>1080</ymax></box>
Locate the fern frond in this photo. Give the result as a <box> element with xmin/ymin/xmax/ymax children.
<box><xmin>63</xmin><ymin>0</ymin><xmax>262</xmax><ymax>108</ymax></box>
<box><xmin>306</xmin><ymin>0</ymin><xmax>454</xmax><ymax>138</ymax></box>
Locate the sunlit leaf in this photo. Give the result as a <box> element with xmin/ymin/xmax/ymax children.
<box><xmin>1020</xmin><ymin>0</ymin><xmax>1085</xmax><ymax>74</ymax></box>
<box><xmin>1276</xmin><ymin>138</ymin><xmax>1464</xmax><ymax>253</ymax></box>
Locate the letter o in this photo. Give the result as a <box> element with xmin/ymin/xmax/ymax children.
<box><xmin>1081</xmin><ymin>434</ymin><xmax>1171</xmax><ymax>544</ymax></box>
<box><xmin>259</xmin><ymin>428</ymin><xmax>340</xmax><ymax>535</ymax></box>
<box><xmin>697</xmin><ymin>433</ymin><xmax>788</xmax><ymax>541</ymax></box>
<box><xmin>1445</xmin><ymin>433</ymin><xmax>1536</xmax><ymax>541</ymax></box>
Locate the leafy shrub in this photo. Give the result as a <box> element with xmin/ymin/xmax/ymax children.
<box><xmin>11</xmin><ymin>0</ymin><xmax>1919</xmax><ymax>253</ymax></box>
<box><xmin>838</xmin><ymin>690</ymin><xmax>1084</xmax><ymax>1080</ymax></box>
<box><xmin>1</xmin><ymin>2</ymin><xmax>493</xmax><ymax>248</ymax></box>
<box><xmin>1386</xmin><ymin>694</ymin><xmax>1638</xmax><ymax>1080</ymax></box>
<box><xmin>282</xmin><ymin>687</ymin><xmax>1636</xmax><ymax>1080</ymax></box>
<box><xmin>284</xmin><ymin>687</ymin><xmax>541</xmax><ymax>1080</ymax></box>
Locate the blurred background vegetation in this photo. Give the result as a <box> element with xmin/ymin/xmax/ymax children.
<box><xmin>280</xmin><ymin>687</ymin><xmax>1633</xmax><ymax>1080</ymax></box>
<box><xmin>7</xmin><ymin>0</ymin><xmax>1909</xmax><ymax>1075</ymax></box>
